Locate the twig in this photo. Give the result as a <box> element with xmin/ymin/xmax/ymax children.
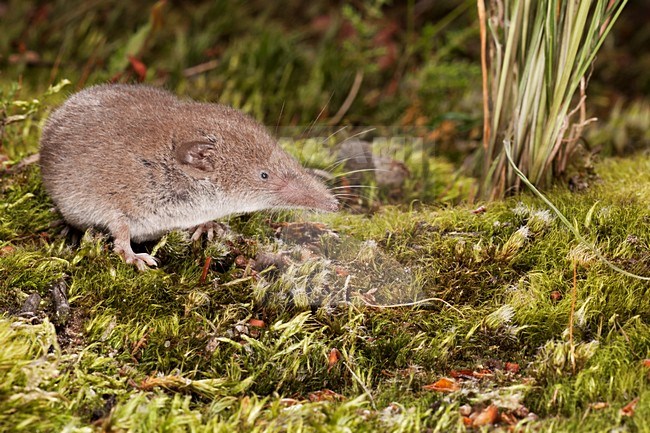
<box><xmin>199</xmin><ymin>256</ymin><xmax>212</xmax><ymax>284</ymax></box>
<box><xmin>358</xmin><ymin>295</ymin><xmax>464</xmax><ymax>317</ymax></box>
<box><xmin>477</xmin><ymin>0</ymin><xmax>490</xmax><ymax>151</ymax></box>
<box><xmin>329</xmin><ymin>70</ymin><xmax>363</xmax><ymax>126</ymax></box>
<box><xmin>3</xmin><ymin>153</ymin><xmax>40</xmax><ymax>174</ymax></box>
<box><xmin>569</xmin><ymin>261</ymin><xmax>577</xmax><ymax>373</ymax></box>
<box><xmin>183</xmin><ymin>59</ymin><xmax>220</xmax><ymax>78</ymax></box>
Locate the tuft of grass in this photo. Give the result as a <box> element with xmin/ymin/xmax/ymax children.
<box><xmin>476</xmin><ymin>0</ymin><xmax>628</xmax><ymax>198</ymax></box>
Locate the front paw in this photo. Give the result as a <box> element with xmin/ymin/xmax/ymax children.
<box><xmin>190</xmin><ymin>221</ymin><xmax>230</xmax><ymax>242</ymax></box>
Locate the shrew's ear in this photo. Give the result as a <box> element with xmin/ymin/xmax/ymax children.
<box><xmin>175</xmin><ymin>141</ymin><xmax>216</xmax><ymax>171</ymax></box>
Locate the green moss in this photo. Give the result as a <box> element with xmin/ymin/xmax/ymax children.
<box><xmin>2</xmin><ymin>151</ymin><xmax>650</xmax><ymax>431</ymax></box>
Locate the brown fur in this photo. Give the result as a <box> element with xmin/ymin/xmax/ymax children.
<box><xmin>40</xmin><ymin>84</ymin><xmax>337</xmax><ymax>269</ymax></box>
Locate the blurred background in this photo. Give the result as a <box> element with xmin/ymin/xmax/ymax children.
<box><xmin>1</xmin><ymin>0</ymin><xmax>649</xmax><ymax>202</ymax></box>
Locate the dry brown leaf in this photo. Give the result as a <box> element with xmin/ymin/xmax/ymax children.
<box><xmin>499</xmin><ymin>411</ymin><xmax>517</xmax><ymax>425</ymax></box>
<box><xmin>422</xmin><ymin>378</ymin><xmax>459</xmax><ymax>393</ymax></box>
<box><xmin>335</xmin><ymin>267</ymin><xmax>350</xmax><ymax>277</ymax></box>
<box><xmin>127</xmin><ymin>55</ymin><xmax>147</xmax><ymax>82</ymax></box>
<box><xmin>473</xmin><ymin>369</ymin><xmax>494</xmax><ymax>379</ymax></box>
<box><xmin>450</xmin><ymin>369</ymin><xmax>474</xmax><ymax>380</ymax></box>
<box><xmin>328</xmin><ymin>348</ymin><xmax>341</xmax><ymax>371</ymax></box>
<box><xmin>505</xmin><ymin>362</ymin><xmax>520</xmax><ymax>374</ymax></box>
<box><xmin>308</xmin><ymin>389</ymin><xmax>346</xmax><ymax>402</ymax></box>
<box><xmin>234</xmin><ymin>255</ymin><xmax>248</xmax><ymax>268</ymax></box>
<box><xmin>248</xmin><ymin>318</ymin><xmax>265</xmax><ymax>328</ymax></box>
<box><xmin>472</xmin><ymin>205</ymin><xmax>487</xmax><ymax>214</ymax></box>
<box><xmin>471</xmin><ymin>405</ymin><xmax>499</xmax><ymax>427</ymax></box>
<box><xmin>620</xmin><ymin>397</ymin><xmax>640</xmax><ymax>417</ymax></box>
<box><xmin>0</xmin><ymin>246</ymin><xmax>15</xmax><ymax>256</ymax></box>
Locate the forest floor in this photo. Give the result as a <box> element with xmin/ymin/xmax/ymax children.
<box><xmin>1</xmin><ymin>151</ymin><xmax>649</xmax><ymax>432</ymax></box>
<box><xmin>2</xmin><ymin>2</ymin><xmax>650</xmax><ymax>431</ymax></box>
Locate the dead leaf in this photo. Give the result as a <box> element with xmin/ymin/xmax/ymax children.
<box><xmin>473</xmin><ymin>369</ymin><xmax>494</xmax><ymax>379</ymax></box>
<box><xmin>308</xmin><ymin>389</ymin><xmax>346</xmax><ymax>402</ymax></box>
<box><xmin>450</xmin><ymin>369</ymin><xmax>475</xmax><ymax>380</ymax></box>
<box><xmin>128</xmin><ymin>55</ymin><xmax>147</xmax><ymax>81</ymax></box>
<box><xmin>422</xmin><ymin>378</ymin><xmax>459</xmax><ymax>393</ymax></box>
<box><xmin>335</xmin><ymin>266</ymin><xmax>350</xmax><ymax>277</ymax></box>
<box><xmin>505</xmin><ymin>362</ymin><xmax>520</xmax><ymax>374</ymax></box>
<box><xmin>499</xmin><ymin>411</ymin><xmax>517</xmax><ymax>425</ymax></box>
<box><xmin>248</xmin><ymin>319</ymin><xmax>265</xmax><ymax>328</ymax></box>
<box><xmin>643</xmin><ymin>359</ymin><xmax>650</xmax><ymax>368</ymax></box>
<box><xmin>150</xmin><ymin>0</ymin><xmax>167</xmax><ymax>32</ymax></box>
<box><xmin>472</xmin><ymin>205</ymin><xmax>487</xmax><ymax>214</ymax></box>
<box><xmin>0</xmin><ymin>245</ymin><xmax>15</xmax><ymax>256</ymax></box>
<box><xmin>589</xmin><ymin>402</ymin><xmax>609</xmax><ymax>410</ymax></box>
<box><xmin>471</xmin><ymin>405</ymin><xmax>498</xmax><ymax>427</ymax></box>
<box><xmin>234</xmin><ymin>255</ymin><xmax>248</xmax><ymax>268</ymax></box>
<box><xmin>199</xmin><ymin>256</ymin><xmax>212</xmax><ymax>284</ymax></box>
<box><xmin>620</xmin><ymin>397</ymin><xmax>639</xmax><ymax>417</ymax></box>
<box><xmin>328</xmin><ymin>348</ymin><xmax>341</xmax><ymax>371</ymax></box>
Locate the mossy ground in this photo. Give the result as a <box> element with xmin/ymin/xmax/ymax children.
<box><xmin>1</xmin><ymin>152</ymin><xmax>649</xmax><ymax>432</ymax></box>
<box><xmin>2</xmin><ymin>2</ymin><xmax>650</xmax><ymax>431</ymax></box>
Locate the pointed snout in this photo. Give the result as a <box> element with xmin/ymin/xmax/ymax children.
<box><xmin>277</xmin><ymin>173</ymin><xmax>339</xmax><ymax>213</ymax></box>
<box><xmin>314</xmin><ymin>195</ymin><xmax>339</xmax><ymax>213</ymax></box>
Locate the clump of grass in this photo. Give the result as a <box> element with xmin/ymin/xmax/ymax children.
<box><xmin>476</xmin><ymin>0</ymin><xmax>628</xmax><ymax>198</ymax></box>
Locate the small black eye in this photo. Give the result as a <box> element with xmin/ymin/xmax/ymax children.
<box><xmin>260</xmin><ymin>171</ymin><xmax>269</xmax><ymax>180</ymax></box>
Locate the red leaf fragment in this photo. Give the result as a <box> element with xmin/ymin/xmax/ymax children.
<box><xmin>505</xmin><ymin>362</ymin><xmax>520</xmax><ymax>374</ymax></box>
<box><xmin>422</xmin><ymin>378</ymin><xmax>459</xmax><ymax>393</ymax></box>
<box><xmin>471</xmin><ymin>404</ymin><xmax>499</xmax><ymax>427</ymax></box>
<box><xmin>499</xmin><ymin>411</ymin><xmax>517</xmax><ymax>425</ymax></box>
<box><xmin>199</xmin><ymin>256</ymin><xmax>212</xmax><ymax>284</ymax></box>
<box><xmin>248</xmin><ymin>319</ymin><xmax>265</xmax><ymax>328</ymax></box>
<box><xmin>450</xmin><ymin>369</ymin><xmax>475</xmax><ymax>380</ymax></box>
<box><xmin>328</xmin><ymin>348</ymin><xmax>341</xmax><ymax>371</ymax></box>
<box><xmin>308</xmin><ymin>389</ymin><xmax>346</xmax><ymax>402</ymax></box>
<box><xmin>473</xmin><ymin>368</ymin><xmax>494</xmax><ymax>378</ymax></box>
<box><xmin>127</xmin><ymin>55</ymin><xmax>147</xmax><ymax>82</ymax></box>
<box><xmin>620</xmin><ymin>397</ymin><xmax>639</xmax><ymax>417</ymax></box>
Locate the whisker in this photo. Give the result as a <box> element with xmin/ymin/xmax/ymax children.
<box><xmin>275</xmin><ymin>100</ymin><xmax>285</xmax><ymax>135</ymax></box>
<box><xmin>301</xmin><ymin>92</ymin><xmax>334</xmax><ymax>138</ymax></box>
<box><xmin>332</xmin><ymin>168</ymin><xmax>390</xmax><ymax>177</ymax></box>
<box><xmin>321</xmin><ymin>155</ymin><xmax>374</xmax><ymax>173</ymax></box>
<box><xmin>321</xmin><ymin>158</ymin><xmax>352</xmax><ymax>173</ymax></box>
<box><xmin>320</xmin><ymin>125</ymin><xmax>349</xmax><ymax>145</ymax></box>
<box><xmin>337</xmin><ymin>127</ymin><xmax>376</xmax><ymax>144</ymax></box>
<box><xmin>330</xmin><ymin>185</ymin><xmax>378</xmax><ymax>191</ymax></box>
